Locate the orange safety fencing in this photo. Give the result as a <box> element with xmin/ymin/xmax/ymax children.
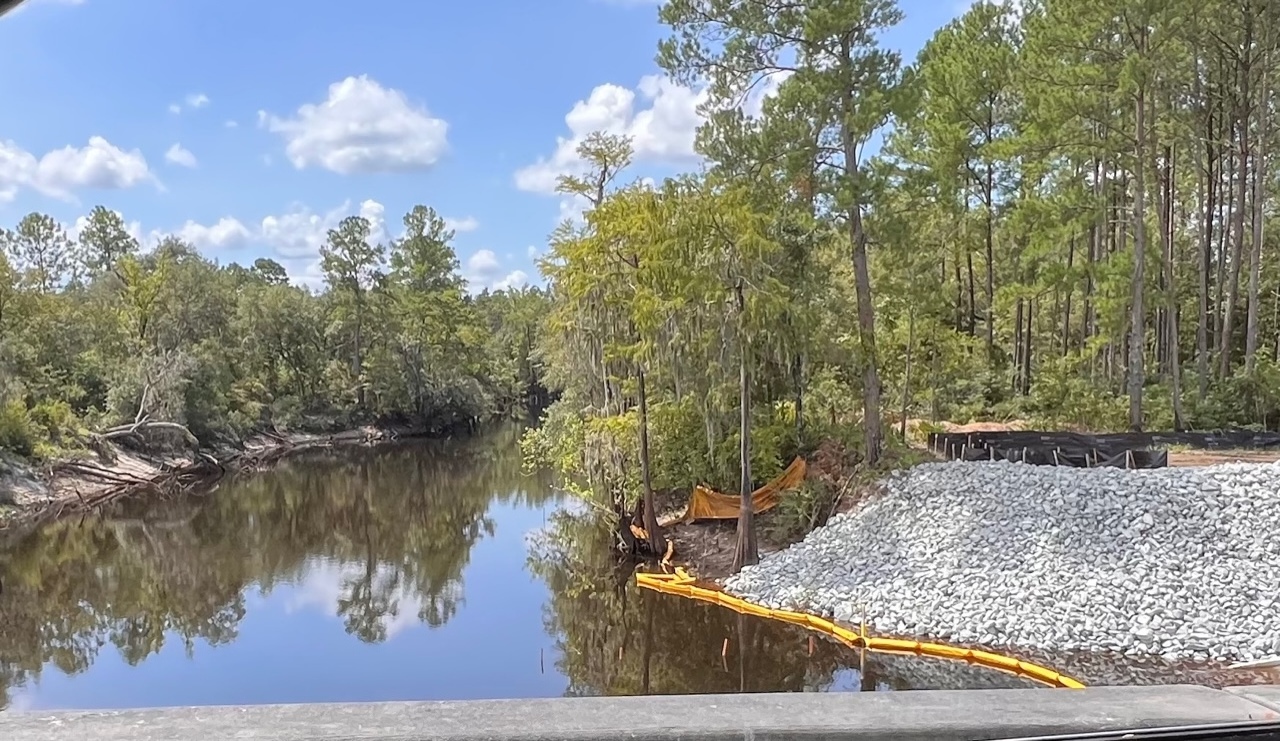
<box><xmin>635</xmin><ymin>569</ymin><xmax>1085</xmax><ymax>689</ymax></box>
<box><xmin>664</xmin><ymin>457</ymin><xmax>808</xmax><ymax>526</ymax></box>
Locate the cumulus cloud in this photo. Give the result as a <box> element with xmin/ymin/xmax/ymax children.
<box><xmin>164</xmin><ymin>143</ymin><xmax>197</xmax><ymax>168</ymax></box>
<box><xmin>515</xmin><ymin>72</ymin><xmax>789</xmax><ymax>198</ymax></box>
<box><xmin>174</xmin><ymin>216</ymin><xmax>251</xmax><ymax>250</ymax></box>
<box><xmin>260</xmin><ymin>198</ymin><xmax>386</xmax><ymax>259</ymax></box>
<box><xmin>443</xmin><ymin>215</ymin><xmax>478</xmax><ymax>233</ymax></box>
<box><xmin>252</xmin><ymin>198</ymin><xmax>388</xmax><ymax>289</ymax></box>
<box><xmin>514</xmin><ymin>75</ymin><xmax>703</xmax><ymax>195</ymax></box>
<box><xmin>0</xmin><ymin>136</ymin><xmax>155</xmax><ymax>202</ymax></box>
<box><xmin>258</xmin><ymin>75</ymin><xmax>449</xmax><ymax>174</ymax></box>
<box><xmin>494</xmin><ymin>269</ymin><xmax>529</xmax><ymax>291</ymax></box>
<box><xmin>462</xmin><ymin>248</ymin><xmax>526</xmax><ymax>293</ymax></box>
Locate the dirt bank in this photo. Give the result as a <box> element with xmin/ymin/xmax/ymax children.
<box><xmin>657</xmin><ymin>440</ymin><xmax>925</xmax><ymax>580</ymax></box>
<box><xmin>0</xmin><ymin>424</ymin><xmax>439</xmax><ymax>539</ymax></box>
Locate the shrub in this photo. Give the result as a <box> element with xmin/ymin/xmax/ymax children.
<box><xmin>0</xmin><ymin>399</ymin><xmax>35</xmax><ymax>457</ymax></box>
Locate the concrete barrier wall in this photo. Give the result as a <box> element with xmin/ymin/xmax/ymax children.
<box><xmin>4</xmin><ymin>685</ymin><xmax>1280</xmax><ymax>740</ymax></box>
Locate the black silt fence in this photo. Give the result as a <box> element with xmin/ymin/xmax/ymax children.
<box><xmin>925</xmin><ymin>429</ymin><xmax>1280</xmax><ymax>470</ymax></box>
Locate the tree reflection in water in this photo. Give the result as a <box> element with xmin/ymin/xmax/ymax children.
<box><xmin>528</xmin><ymin>510</ymin><xmax>1040</xmax><ymax>696</ymax></box>
<box><xmin>0</xmin><ymin>424</ymin><xmax>1034</xmax><ymax>711</ymax></box>
<box><xmin>0</xmin><ymin>423</ymin><xmax>555</xmax><ymax>710</ymax></box>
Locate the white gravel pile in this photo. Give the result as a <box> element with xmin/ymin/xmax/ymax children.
<box><xmin>724</xmin><ymin>460</ymin><xmax>1280</xmax><ymax>665</ymax></box>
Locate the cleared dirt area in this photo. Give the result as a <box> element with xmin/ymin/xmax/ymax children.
<box><xmin>1168</xmin><ymin>449</ymin><xmax>1280</xmax><ymax>467</ymax></box>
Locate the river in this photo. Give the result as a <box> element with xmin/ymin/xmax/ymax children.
<box><xmin>0</xmin><ymin>423</ymin><xmax>1039</xmax><ymax>711</ymax></box>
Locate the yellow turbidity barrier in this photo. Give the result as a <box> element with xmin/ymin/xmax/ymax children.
<box><xmin>635</xmin><ymin>569</ymin><xmax>1085</xmax><ymax>689</ymax></box>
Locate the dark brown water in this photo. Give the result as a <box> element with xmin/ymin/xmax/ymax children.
<box><xmin>0</xmin><ymin>423</ymin><xmax>1038</xmax><ymax>711</ymax></box>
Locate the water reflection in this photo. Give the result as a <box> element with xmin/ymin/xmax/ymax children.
<box><xmin>0</xmin><ymin>424</ymin><xmax>1040</xmax><ymax>712</ymax></box>
<box><xmin>0</xmin><ymin>424</ymin><xmax>556</xmax><ymax>709</ymax></box>
<box><xmin>527</xmin><ymin>510</ymin><xmax>1040</xmax><ymax>696</ymax></box>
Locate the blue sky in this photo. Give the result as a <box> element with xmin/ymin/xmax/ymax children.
<box><xmin>0</xmin><ymin>0</ymin><xmax>974</xmax><ymax>292</ymax></box>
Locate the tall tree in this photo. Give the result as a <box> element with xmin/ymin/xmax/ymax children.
<box><xmin>658</xmin><ymin>0</ymin><xmax>907</xmax><ymax>464</ymax></box>
<box><xmin>77</xmin><ymin>206</ymin><xmax>139</xmax><ymax>277</ymax></box>
<box><xmin>5</xmin><ymin>213</ymin><xmax>73</xmax><ymax>294</ymax></box>
<box><xmin>387</xmin><ymin>205</ymin><xmax>468</xmax><ymax>417</ymax></box>
<box><xmin>321</xmin><ymin>216</ymin><xmax>385</xmax><ymax>409</ymax></box>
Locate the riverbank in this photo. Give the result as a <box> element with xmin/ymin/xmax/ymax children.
<box><xmin>659</xmin><ymin>440</ymin><xmax>925</xmax><ymax>579</ymax></box>
<box><xmin>717</xmin><ymin>458</ymin><xmax>1280</xmax><ymax>667</ymax></box>
<box><xmin>0</xmin><ymin>420</ymin><xmax>472</xmax><ymax>538</ymax></box>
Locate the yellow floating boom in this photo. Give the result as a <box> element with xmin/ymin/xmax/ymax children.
<box><xmin>635</xmin><ymin>569</ymin><xmax>1085</xmax><ymax>689</ymax></box>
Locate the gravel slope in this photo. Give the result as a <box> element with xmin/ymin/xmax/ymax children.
<box><xmin>723</xmin><ymin>460</ymin><xmax>1280</xmax><ymax>666</ymax></box>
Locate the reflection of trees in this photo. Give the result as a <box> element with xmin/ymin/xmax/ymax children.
<box><xmin>529</xmin><ymin>511</ymin><xmax>1032</xmax><ymax>696</ymax></box>
<box><xmin>0</xmin><ymin>423</ymin><xmax>554</xmax><ymax>709</ymax></box>
<box><xmin>529</xmin><ymin>510</ymin><xmax>853</xmax><ymax>696</ymax></box>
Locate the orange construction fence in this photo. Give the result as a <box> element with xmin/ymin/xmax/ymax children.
<box><xmin>635</xmin><ymin>569</ymin><xmax>1085</xmax><ymax>689</ymax></box>
<box><xmin>665</xmin><ymin>456</ymin><xmax>808</xmax><ymax>526</ymax></box>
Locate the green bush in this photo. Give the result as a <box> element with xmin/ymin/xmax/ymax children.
<box><xmin>0</xmin><ymin>400</ymin><xmax>35</xmax><ymax>457</ymax></box>
<box><xmin>28</xmin><ymin>399</ymin><xmax>80</xmax><ymax>446</ymax></box>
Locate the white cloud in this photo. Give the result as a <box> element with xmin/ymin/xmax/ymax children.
<box><xmin>164</xmin><ymin>143</ymin><xmax>197</xmax><ymax>168</ymax></box>
<box><xmin>462</xmin><ymin>248</ymin><xmax>527</xmax><ymax>293</ymax></box>
<box><xmin>168</xmin><ymin>92</ymin><xmax>210</xmax><ymax>114</ymax></box>
<box><xmin>0</xmin><ymin>136</ymin><xmax>155</xmax><ymax>201</ymax></box>
<box><xmin>258</xmin><ymin>75</ymin><xmax>449</xmax><ymax>175</ymax></box>
<box><xmin>514</xmin><ymin>75</ymin><xmax>704</xmax><ymax>195</ymax></box>
<box><xmin>466</xmin><ymin>248</ymin><xmax>501</xmax><ymax>277</ymax></box>
<box><xmin>515</xmin><ymin>72</ymin><xmax>789</xmax><ymax>196</ymax></box>
<box><xmin>257</xmin><ymin>198</ymin><xmax>387</xmax><ymax>288</ymax></box>
<box><xmin>224</xmin><ymin>120</ymin><xmax>238</xmax><ymax>128</ymax></box>
<box><xmin>174</xmin><ymin>216</ymin><xmax>250</xmax><ymax>250</ymax></box>
<box><xmin>494</xmin><ymin>269</ymin><xmax>529</xmax><ymax>291</ymax></box>
<box><xmin>443</xmin><ymin>215</ymin><xmax>478</xmax><ymax>233</ymax></box>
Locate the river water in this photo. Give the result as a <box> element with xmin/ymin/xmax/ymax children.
<box><xmin>0</xmin><ymin>424</ymin><xmax>1039</xmax><ymax>711</ymax></box>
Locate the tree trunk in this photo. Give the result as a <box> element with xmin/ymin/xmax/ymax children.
<box><xmin>899</xmin><ymin>307</ymin><xmax>914</xmax><ymax>440</ymax></box>
<box><xmin>731</xmin><ymin>282</ymin><xmax>757</xmax><ymax>574</ymax></box>
<box><xmin>1197</xmin><ymin>78</ymin><xmax>1214</xmax><ymax>400</ymax></box>
<box><xmin>1245</xmin><ymin>58</ymin><xmax>1269</xmax><ymax>374</ymax></box>
<box><xmin>1220</xmin><ymin>25</ymin><xmax>1252</xmax><ymax>379</ymax></box>
<box><xmin>1022</xmin><ymin>298</ymin><xmax>1033</xmax><ymax>396</ymax></box>
<box><xmin>1158</xmin><ymin>141</ymin><xmax>1185</xmax><ymax>430</ymax></box>
<box><xmin>793</xmin><ymin>352</ymin><xmax>804</xmax><ymax>444</ymax></box>
<box><xmin>984</xmin><ymin>156</ymin><xmax>995</xmax><ymax>363</ymax></box>
<box><xmin>839</xmin><ymin>87</ymin><xmax>883</xmax><ymax>465</ymax></box>
<box><xmin>354</xmin><ymin>291</ymin><xmax>366</xmax><ymax>409</ymax></box>
<box><xmin>1129</xmin><ymin>88</ymin><xmax>1148</xmax><ymax>431</ymax></box>
<box><xmin>1063</xmin><ymin>235</ymin><xmax>1075</xmax><ymax>356</ymax></box>
<box><xmin>1014</xmin><ymin>298</ymin><xmax>1024</xmax><ymax>392</ymax></box>
<box><xmin>637</xmin><ymin>368</ymin><xmax>662</xmax><ymax>553</ymax></box>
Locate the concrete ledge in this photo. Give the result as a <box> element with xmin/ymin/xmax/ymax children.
<box><xmin>3</xmin><ymin>685</ymin><xmax>1280</xmax><ymax>740</ymax></box>
<box><xmin>0</xmin><ymin>0</ymin><xmax>24</xmax><ymax>17</ymax></box>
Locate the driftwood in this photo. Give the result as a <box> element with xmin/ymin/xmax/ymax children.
<box><xmin>28</xmin><ymin>455</ymin><xmax>226</xmax><ymax>530</ymax></box>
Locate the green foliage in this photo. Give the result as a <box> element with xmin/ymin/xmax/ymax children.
<box><xmin>0</xmin><ymin>399</ymin><xmax>34</xmax><ymax>457</ymax></box>
<box><xmin>0</xmin><ymin>204</ymin><xmax>553</xmax><ymax>460</ymax></box>
<box><xmin>529</xmin><ymin>0</ymin><xmax>1280</xmax><ymax>543</ymax></box>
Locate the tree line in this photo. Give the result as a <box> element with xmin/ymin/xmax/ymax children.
<box><xmin>523</xmin><ymin>0</ymin><xmax>1280</xmax><ymax>569</ymax></box>
<box><xmin>0</xmin><ymin>204</ymin><xmax>550</xmax><ymax>459</ymax></box>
